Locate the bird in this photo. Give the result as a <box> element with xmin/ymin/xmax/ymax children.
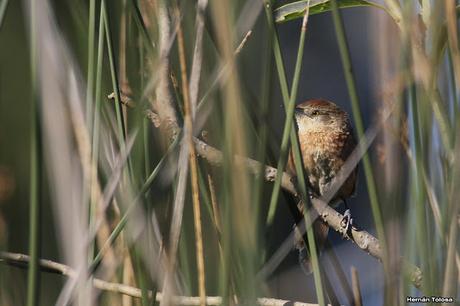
<box><xmin>286</xmin><ymin>99</ymin><xmax>358</xmax><ymax>273</ymax></box>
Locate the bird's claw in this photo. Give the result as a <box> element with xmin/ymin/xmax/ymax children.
<box><xmin>340</xmin><ymin>209</ymin><xmax>353</xmax><ymax>237</ymax></box>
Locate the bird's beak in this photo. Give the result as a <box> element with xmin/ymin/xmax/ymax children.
<box><xmin>295</xmin><ymin>108</ymin><xmax>304</xmax><ymax>117</ymax></box>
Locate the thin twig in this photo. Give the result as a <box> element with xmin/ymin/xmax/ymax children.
<box><xmin>234</xmin><ymin>30</ymin><xmax>252</xmax><ymax>55</ymax></box>
<box><xmin>108</xmin><ymin>92</ymin><xmax>135</xmax><ymax>108</ymax></box>
<box><xmin>0</xmin><ymin>251</ymin><xmax>334</xmax><ymax>306</ymax></box>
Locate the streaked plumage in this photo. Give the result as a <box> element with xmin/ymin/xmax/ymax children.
<box><xmin>287</xmin><ymin>99</ymin><xmax>358</xmax><ymax>273</ymax></box>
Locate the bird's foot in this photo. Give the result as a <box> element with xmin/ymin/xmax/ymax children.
<box><xmin>340</xmin><ymin>209</ymin><xmax>353</xmax><ymax>237</ymax></box>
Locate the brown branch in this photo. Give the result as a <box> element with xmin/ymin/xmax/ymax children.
<box><xmin>190</xmin><ymin>137</ymin><xmax>423</xmax><ymax>289</ymax></box>
<box><xmin>0</xmin><ymin>251</ymin><xmax>334</xmax><ymax>306</ymax></box>
<box><xmin>152</xmin><ymin>1</ymin><xmax>179</xmax><ymax>142</ymax></box>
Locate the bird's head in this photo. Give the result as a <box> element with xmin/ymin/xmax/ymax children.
<box><xmin>294</xmin><ymin>99</ymin><xmax>349</xmax><ymax>133</ymax></box>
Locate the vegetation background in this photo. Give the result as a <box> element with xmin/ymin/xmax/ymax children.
<box><xmin>0</xmin><ymin>0</ymin><xmax>458</xmax><ymax>305</ymax></box>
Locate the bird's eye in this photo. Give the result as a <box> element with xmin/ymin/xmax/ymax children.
<box><xmin>311</xmin><ymin>110</ymin><xmax>319</xmax><ymax>116</ymax></box>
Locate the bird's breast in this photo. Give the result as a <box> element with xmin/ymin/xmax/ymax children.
<box><xmin>298</xmin><ymin>129</ymin><xmax>354</xmax><ymax>198</ymax></box>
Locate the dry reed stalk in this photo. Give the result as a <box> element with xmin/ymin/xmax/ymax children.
<box><xmin>176</xmin><ymin>5</ymin><xmax>206</xmax><ymax>306</ymax></box>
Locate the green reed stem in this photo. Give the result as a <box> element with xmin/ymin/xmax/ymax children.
<box><xmin>102</xmin><ymin>0</ymin><xmax>127</xmax><ymax>148</ymax></box>
<box><xmin>253</xmin><ymin>21</ymin><xmax>273</xmax><ymax>270</ymax></box>
<box><xmin>330</xmin><ymin>0</ymin><xmax>386</xmax><ymax>249</ymax></box>
<box><xmin>101</xmin><ymin>0</ymin><xmax>137</xmax><ymax>193</ymax></box>
<box><xmin>447</xmin><ymin>49</ymin><xmax>458</xmax><ymax>143</ymax></box>
<box><xmin>197</xmin><ymin>166</ymin><xmax>215</xmax><ymax>227</ymax></box>
<box><xmin>253</xmin><ymin>17</ymin><xmax>272</xmax><ymax>227</ymax></box>
<box><xmin>88</xmin><ymin>3</ymin><xmax>105</xmax><ymax>265</ymax></box>
<box><xmin>265</xmin><ymin>3</ymin><xmax>303</xmax><ymax>227</ymax></box>
<box><xmin>85</xmin><ymin>0</ymin><xmax>96</xmax><ymax>129</ymax></box>
<box><xmin>264</xmin><ymin>1</ymin><xmax>314</xmax><ymax>235</ymax></box>
<box><xmin>264</xmin><ymin>2</ymin><xmax>325</xmax><ymax>305</ymax></box>
<box><xmin>91</xmin><ymin>4</ymin><xmax>105</xmax><ymax>188</ymax></box>
<box><xmin>0</xmin><ymin>0</ymin><xmax>9</xmax><ymax>29</ymax></box>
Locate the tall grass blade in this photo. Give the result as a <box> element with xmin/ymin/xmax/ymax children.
<box><xmin>264</xmin><ymin>1</ymin><xmax>326</xmax><ymax>305</ymax></box>
<box><xmin>88</xmin><ymin>0</ymin><xmax>105</xmax><ymax>269</ymax></box>
<box><xmin>330</xmin><ymin>0</ymin><xmax>386</xmax><ymax>252</ymax></box>
<box><xmin>27</xmin><ymin>0</ymin><xmax>41</xmax><ymax>305</ymax></box>
<box><xmin>102</xmin><ymin>0</ymin><xmax>128</xmax><ymax>147</ymax></box>
<box><xmin>0</xmin><ymin>0</ymin><xmax>9</xmax><ymax>29</ymax></box>
<box><xmin>85</xmin><ymin>0</ymin><xmax>96</xmax><ymax>129</ymax></box>
<box><xmin>275</xmin><ymin>0</ymin><xmax>389</xmax><ymax>23</ymax></box>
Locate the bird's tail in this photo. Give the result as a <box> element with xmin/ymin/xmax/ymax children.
<box><xmin>294</xmin><ymin>219</ymin><xmax>329</xmax><ymax>274</ymax></box>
